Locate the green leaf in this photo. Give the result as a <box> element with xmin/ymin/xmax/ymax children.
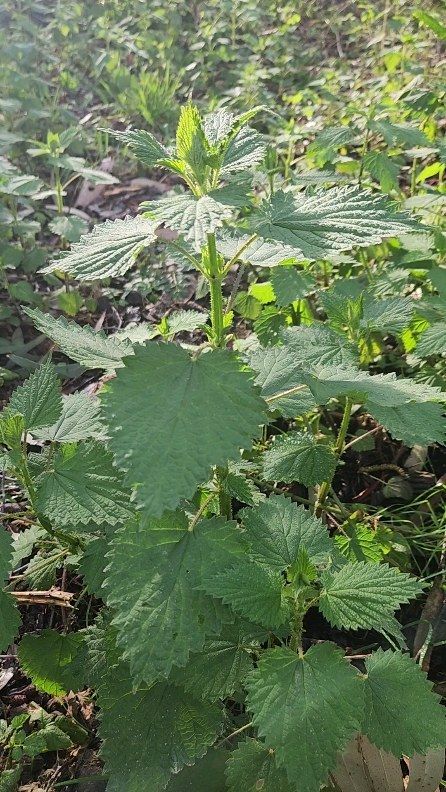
<box><xmin>362</xmin><ymin>649</ymin><xmax>446</xmax><ymax>755</ymax></box>
<box><xmin>176</xmin><ymin>103</ymin><xmax>208</xmax><ymax>184</ymax></box>
<box><xmin>108</xmin><ymin>128</ymin><xmax>169</xmax><ymax>167</ymax></box>
<box><xmin>0</xmin><ymin>766</ymin><xmax>21</xmax><ymax>792</ymax></box>
<box><xmin>255</xmin><ymin>187</ymin><xmax>419</xmax><ymax>261</ymax></box>
<box><xmin>226</xmin><ymin>739</ymin><xmax>292</xmax><ymax>792</ymax></box>
<box><xmin>204</xmin><ymin>110</ymin><xmax>236</xmax><ymax>144</ymax></box>
<box><xmin>24</xmin><ymin>307</ymin><xmax>133</xmax><ymax>370</ymax></box>
<box><xmin>143</xmin><ymin>193</ymin><xmax>232</xmax><ymax>252</ymax></box>
<box><xmin>220</xmin><ymin>462</ymin><xmax>265</xmax><ymax>506</ymax></box>
<box><xmin>33</xmin><ymin>393</ymin><xmax>104</xmax><ymax>442</ymax></box>
<box><xmin>240</xmin><ymin>495</ymin><xmax>334</xmax><ymax>570</ymax></box>
<box><xmin>173</xmin><ymin>621</ymin><xmax>264</xmax><ymax>701</ymax></box>
<box><xmin>106</xmin><ymin>514</ymin><xmax>245</xmax><ymax>685</ymax></box>
<box><xmin>249</xmin><ymin>346</ymin><xmax>317</xmax><ymax>418</ymax></box>
<box><xmin>163</xmin><ymin>309</ymin><xmax>208</xmax><ymax>336</ymax></box>
<box><xmin>43</xmin><ymin>216</ymin><xmax>158</xmax><ymax>280</ymax></box>
<box><xmin>360</xmin><ymin>296</ymin><xmax>415</xmax><ymax>335</ymax></box>
<box><xmin>319</xmin><ymin>561</ymin><xmax>423</xmax><ymax>637</ymax></box>
<box><xmin>416</xmin><ymin>322</ymin><xmax>446</xmax><ymax>356</ymax></box>
<box><xmin>90</xmin><ymin>627</ymin><xmax>223</xmax><ymax>792</ymax></box>
<box><xmin>18</xmin><ymin>629</ymin><xmax>86</xmax><ymax>695</ymax></box>
<box><xmin>0</xmin><ymin>526</ymin><xmax>13</xmax><ymax>582</ymax></box>
<box><xmin>254</xmin><ymin>306</ymin><xmax>287</xmax><ymax>345</ymax></box>
<box><xmin>167</xmin><ymin>749</ymin><xmax>229</xmax><ymax>791</ymax></box>
<box><xmin>270</xmin><ymin>267</ymin><xmax>315</xmax><ymax>306</ymax></box>
<box><xmin>262</xmin><ymin>432</ymin><xmax>337</xmax><ymax>487</ymax></box>
<box><xmin>281</xmin><ymin>324</ymin><xmax>358</xmax><ymax>368</ymax></box>
<box><xmin>78</xmin><ymin>535</ymin><xmax>109</xmax><ymax>597</ymax></box>
<box><xmin>368</xmin><ymin>401</ymin><xmax>446</xmax><ymax>446</ymax></box>
<box><xmin>200</xmin><ymin>561</ymin><xmax>288</xmax><ymax>630</ymax></box>
<box><xmin>0</xmin><ymin>590</ymin><xmax>21</xmax><ymax>652</ymax></box>
<box><xmin>414</xmin><ymin>9</ymin><xmax>446</xmax><ymax>39</ymax></box>
<box><xmin>363</xmin><ymin>151</ymin><xmax>400</xmax><ymax>193</ymax></box>
<box><xmin>246</xmin><ymin>643</ymin><xmax>363</xmax><ymax>792</ymax></box>
<box><xmin>9</xmin><ymin>359</ymin><xmax>62</xmax><ymax>431</ymax></box>
<box><xmin>221</xmin><ymin>127</ymin><xmax>266</xmax><ymax>175</ymax></box>
<box><xmin>48</xmin><ymin>214</ymin><xmax>88</xmax><ymax>242</ymax></box>
<box><xmin>334</xmin><ymin>524</ymin><xmax>387</xmax><ymax>563</ymax></box>
<box><xmin>217</xmin><ymin>233</ymin><xmax>300</xmax><ymax>267</ymax></box>
<box><xmin>35</xmin><ymin>442</ymin><xmax>132</xmax><ymax>528</ymax></box>
<box><xmin>370</xmin><ymin>120</ymin><xmax>430</xmax><ymax>148</ymax></box>
<box><xmin>102</xmin><ymin>344</ymin><xmax>266</xmax><ymax>517</ymax></box>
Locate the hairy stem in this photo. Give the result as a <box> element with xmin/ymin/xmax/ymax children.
<box><xmin>315</xmin><ymin>396</ymin><xmax>353</xmax><ymax>516</ymax></box>
<box><xmin>207</xmin><ymin>232</ymin><xmax>225</xmax><ymax>348</ymax></box>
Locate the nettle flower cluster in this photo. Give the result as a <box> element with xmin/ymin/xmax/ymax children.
<box><xmin>1</xmin><ymin>104</ymin><xmax>445</xmax><ymax>791</ymax></box>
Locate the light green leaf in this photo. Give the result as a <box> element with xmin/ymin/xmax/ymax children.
<box><xmin>173</xmin><ymin>621</ymin><xmax>264</xmax><ymax>701</ymax></box>
<box><xmin>9</xmin><ymin>359</ymin><xmax>62</xmax><ymax>431</ymax></box>
<box><xmin>334</xmin><ymin>524</ymin><xmax>387</xmax><ymax>563</ymax></box>
<box><xmin>101</xmin><ymin>344</ymin><xmax>266</xmax><ymax>517</ymax></box>
<box><xmin>0</xmin><ymin>590</ymin><xmax>20</xmax><ymax>652</ymax></box>
<box><xmin>226</xmin><ymin>739</ymin><xmax>292</xmax><ymax>792</ymax></box>
<box><xmin>414</xmin><ymin>9</ymin><xmax>446</xmax><ymax>39</ymax></box>
<box><xmin>200</xmin><ymin>561</ymin><xmax>288</xmax><ymax>630</ymax></box>
<box><xmin>0</xmin><ymin>766</ymin><xmax>21</xmax><ymax>792</ymax></box>
<box><xmin>263</xmin><ymin>432</ymin><xmax>337</xmax><ymax>487</ymax></box>
<box><xmin>319</xmin><ymin>561</ymin><xmax>423</xmax><ymax>636</ymax></box>
<box><xmin>176</xmin><ymin>103</ymin><xmax>208</xmax><ymax>183</ymax></box>
<box><xmin>18</xmin><ymin>629</ymin><xmax>86</xmax><ymax>695</ymax></box>
<box><xmin>24</xmin><ymin>307</ymin><xmax>133</xmax><ymax>370</ymax></box>
<box><xmin>270</xmin><ymin>267</ymin><xmax>315</xmax><ymax>306</ymax></box>
<box><xmin>360</xmin><ymin>296</ymin><xmax>415</xmax><ymax>335</ymax></box>
<box><xmin>33</xmin><ymin>393</ymin><xmax>104</xmax><ymax>442</ymax></box>
<box><xmin>362</xmin><ymin>649</ymin><xmax>446</xmax><ymax>755</ymax></box>
<box><xmin>255</xmin><ymin>186</ymin><xmax>420</xmax><ymax>261</ymax></box>
<box><xmin>368</xmin><ymin>401</ymin><xmax>446</xmax><ymax>446</ymax></box>
<box><xmin>240</xmin><ymin>495</ymin><xmax>334</xmax><ymax>570</ymax></box>
<box><xmin>143</xmin><ymin>192</ymin><xmax>233</xmax><ymax>251</ymax></box>
<box><xmin>108</xmin><ymin>128</ymin><xmax>169</xmax><ymax>167</ymax></box>
<box><xmin>163</xmin><ymin>309</ymin><xmax>208</xmax><ymax>336</ymax></box>
<box><xmin>217</xmin><ymin>233</ymin><xmax>300</xmax><ymax>267</ymax></box>
<box><xmin>416</xmin><ymin>322</ymin><xmax>446</xmax><ymax>357</ymax></box>
<box><xmin>221</xmin><ymin>127</ymin><xmax>266</xmax><ymax>175</ymax></box>
<box><xmin>246</xmin><ymin>643</ymin><xmax>363</xmax><ymax>792</ymax></box>
<box><xmin>106</xmin><ymin>514</ymin><xmax>245</xmax><ymax>685</ymax></box>
<box><xmin>204</xmin><ymin>110</ymin><xmax>236</xmax><ymax>144</ymax></box>
<box><xmin>281</xmin><ymin>325</ymin><xmax>358</xmax><ymax>368</ymax></box>
<box><xmin>249</xmin><ymin>345</ymin><xmax>316</xmax><ymax>417</ymax></box>
<box><xmin>43</xmin><ymin>215</ymin><xmax>158</xmax><ymax>280</ymax></box>
<box><xmin>35</xmin><ymin>442</ymin><xmax>133</xmax><ymax>527</ymax></box>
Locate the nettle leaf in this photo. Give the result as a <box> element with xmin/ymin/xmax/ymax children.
<box><xmin>33</xmin><ymin>393</ymin><xmax>104</xmax><ymax>443</ymax></box>
<box><xmin>172</xmin><ymin>621</ymin><xmax>265</xmax><ymax>701</ymax></box>
<box><xmin>240</xmin><ymin>495</ymin><xmax>334</xmax><ymax>570</ymax></box>
<box><xmin>204</xmin><ymin>110</ymin><xmax>236</xmax><ymax>145</ymax></box>
<box><xmin>102</xmin><ymin>344</ymin><xmax>266</xmax><ymax>517</ymax></box>
<box><xmin>200</xmin><ymin>561</ymin><xmax>288</xmax><ymax>630</ymax></box>
<box><xmin>262</xmin><ymin>431</ymin><xmax>337</xmax><ymax>487</ymax></box>
<box><xmin>25</xmin><ymin>307</ymin><xmax>133</xmax><ymax>370</ymax></box>
<box><xmin>304</xmin><ymin>365</ymin><xmax>442</xmax><ymax>407</ymax></box>
<box><xmin>254</xmin><ymin>186</ymin><xmax>419</xmax><ymax>260</ymax></box>
<box><xmin>360</xmin><ymin>296</ymin><xmax>415</xmax><ymax>335</ymax></box>
<box><xmin>363</xmin><ymin>151</ymin><xmax>400</xmax><ymax>192</ymax></box>
<box><xmin>0</xmin><ymin>590</ymin><xmax>20</xmax><ymax>652</ymax></box>
<box><xmin>143</xmin><ymin>193</ymin><xmax>232</xmax><ymax>251</ymax></box>
<box><xmin>281</xmin><ymin>325</ymin><xmax>358</xmax><ymax>368</ymax></box>
<box><xmin>18</xmin><ymin>629</ymin><xmax>86</xmax><ymax>695</ymax></box>
<box><xmin>226</xmin><ymin>739</ymin><xmax>292</xmax><ymax>792</ymax></box>
<box><xmin>78</xmin><ymin>535</ymin><xmax>109</xmax><ymax>597</ymax></box>
<box><xmin>0</xmin><ymin>526</ymin><xmax>13</xmax><ymax>582</ymax></box>
<box><xmin>109</xmin><ymin>128</ymin><xmax>169</xmax><ymax>167</ymax></box>
<box><xmin>319</xmin><ymin>561</ymin><xmax>423</xmax><ymax>639</ymax></box>
<box><xmin>94</xmin><ymin>634</ymin><xmax>223</xmax><ymax>792</ymax></box>
<box><xmin>362</xmin><ymin>649</ymin><xmax>446</xmax><ymax>756</ymax></box>
<box><xmin>221</xmin><ymin>462</ymin><xmax>265</xmax><ymax>506</ymax></box>
<box><xmin>163</xmin><ymin>309</ymin><xmax>208</xmax><ymax>336</ymax></box>
<box><xmin>249</xmin><ymin>347</ymin><xmax>316</xmax><ymax>418</ymax></box>
<box><xmin>270</xmin><ymin>267</ymin><xmax>315</xmax><ymax>307</ymax></box>
<box><xmin>176</xmin><ymin>103</ymin><xmax>208</xmax><ymax>183</ymax></box>
<box><xmin>217</xmin><ymin>233</ymin><xmax>300</xmax><ymax>267</ymax></box>
<box><xmin>43</xmin><ymin>216</ymin><xmax>158</xmax><ymax>280</ymax></box>
<box><xmin>35</xmin><ymin>442</ymin><xmax>133</xmax><ymax>528</ymax></box>
<box><xmin>106</xmin><ymin>514</ymin><xmax>245</xmax><ymax>685</ymax></box>
<box><xmin>368</xmin><ymin>401</ymin><xmax>446</xmax><ymax>446</ymax></box>
<box><xmin>9</xmin><ymin>359</ymin><xmax>62</xmax><ymax>431</ymax></box>
<box><xmin>246</xmin><ymin>643</ymin><xmax>363</xmax><ymax>792</ymax></box>
<box><xmin>221</xmin><ymin>127</ymin><xmax>266</xmax><ymax>175</ymax></box>
<box><xmin>416</xmin><ymin>322</ymin><xmax>446</xmax><ymax>357</ymax></box>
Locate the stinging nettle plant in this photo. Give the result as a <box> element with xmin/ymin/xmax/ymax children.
<box><xmin>1</xmin><ymin>104</ymin><xmax>445</xmax><ymax>791</ymax></box>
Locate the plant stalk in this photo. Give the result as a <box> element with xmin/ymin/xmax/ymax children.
<box><xmin>315</xmin><ymin>396</ymin><xmax>353</xmax><ymax>515</ymax></box>
<box><xmin>207</xmin><ymin>233</ymin><xmax>225</xmax><ymax>348</ymax></box>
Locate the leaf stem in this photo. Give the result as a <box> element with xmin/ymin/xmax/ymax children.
<box><xmin>207</xmin><ymin>232</ymin><xmax>225</xmax><ymax>348</ymax></box>
<box><xmin>315</xmin><ymin>396</ymin><xmax>353</xmax><ymax>516</ymax></box>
